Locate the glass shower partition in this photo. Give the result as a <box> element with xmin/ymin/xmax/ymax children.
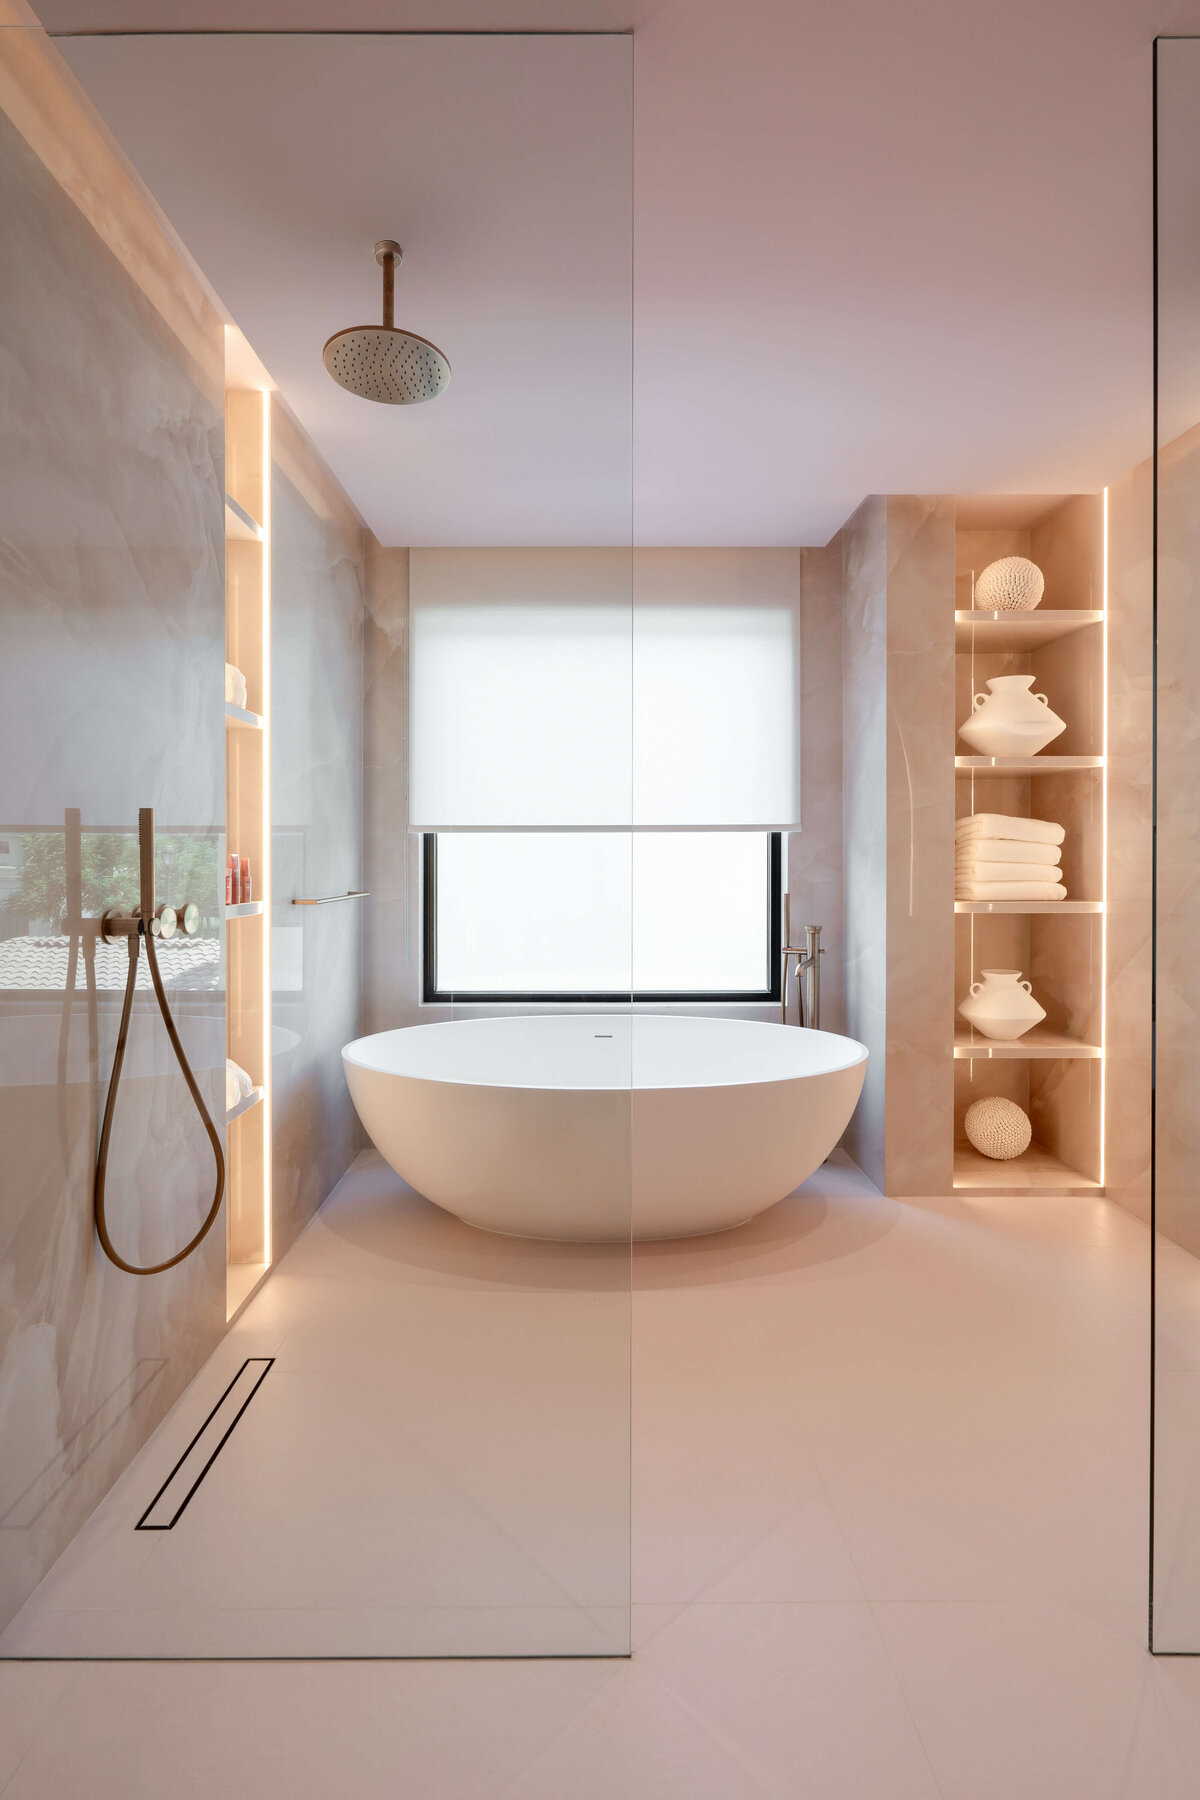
<box><xmin>0</xmin><ymin>28</ymin><xmax>633</xmax><ymax>1661</ymax></box>
<box><xmin>1152</xmin><ymin>35</ymin><xmax>1200</xmax><ymax>1654</ymax></box>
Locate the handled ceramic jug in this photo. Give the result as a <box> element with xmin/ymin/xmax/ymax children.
<box><xmin>958</xmin><ymin>968</ymin><xmax>1047</xmax><ymax>1042</ymax></box>
<box><xmin>957</xmin><ymin>674</ymin><xmax>1066</xmax><ymax>758</ymax></box>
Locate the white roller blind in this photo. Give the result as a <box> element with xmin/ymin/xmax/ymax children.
<box><xmin>409</xmin><ymin>548</ymin><xmax>800</xmax><ymax>828</ymax></box>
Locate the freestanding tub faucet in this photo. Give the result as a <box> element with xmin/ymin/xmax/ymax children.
<box><xmin>782</xmin><ymin>895</ymin><xmax>823</xmax><ymax>1029</ymax></box>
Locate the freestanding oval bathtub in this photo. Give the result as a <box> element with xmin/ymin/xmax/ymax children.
<box><xmin>342</xmin><ymin>1014</ymin><xmax>867</xmax><ymax>1243</ymax></box>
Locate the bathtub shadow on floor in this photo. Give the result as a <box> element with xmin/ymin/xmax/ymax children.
<box><xmin>320</xmin><ymin>1148</ymin><xmax>898</xmax><ymax>1292</ymax></box>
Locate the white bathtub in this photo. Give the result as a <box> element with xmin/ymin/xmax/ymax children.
<box><xmin>342</xmin><ymin>1014</ymin><xmax>867</xmax><ymax>1243</ymax></box>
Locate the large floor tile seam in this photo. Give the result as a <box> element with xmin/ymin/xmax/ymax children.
<box><xmin>0</xmin><ymin>1664</ymin><xmax>84</xmax><ymax>1800</ymax></box>
<box><xmin>855</xmin><ymin>1601</ymin><xmax>954</xmax><ymax>1800</ymax></box>
<box><xmin>488</xmin><ymin>1663</ymin><xmax>650</xmax><ymax>1800</ymax></box>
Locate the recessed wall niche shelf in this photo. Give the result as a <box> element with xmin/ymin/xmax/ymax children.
<box><xmin>225</xmin><ymin>701</ymin><xmax>264</xmax><ymax>730</ymax></box>
<box><xmin>955</xmin><ymin>755</ymin><xmax>1103</xmax><ymax>775</ymax></box>
<box><xmin>955</xmin><ymin>900</ymin><xmax>1103</xmax><ymax>914</ymax></box>
<box><xmin>953</xmin><ymin>1144</ymin><xmax>1102</xmax><ymax>1195</ymax></box>
<box><xmin>224</xmin><ymin>385</ymin><xmax>271</xmax><ymax>1321</ymax></box>
<box><xmin>952</xmin><ymin>496</ymin><xmax>1107</xmax><ymax>1196</ymax></box>
<box><xmin>953</xmin><ymin>609</ymin><xmax>1104</xmax><ymax>652</ymax></box>
<box><xmin>224</xmin><ymin>492</ymin><xmax>263</xmax><ymax>542</ymax></box>
<box><xmin>226</xmin><ymin>1085</ymin><xmax>264</xmax><ymax>1125</ymax></box>
<box><xmin>954</xmin><ymin>1028</ymin><xmax>1101</xmax><ymax>1060</ymax></box>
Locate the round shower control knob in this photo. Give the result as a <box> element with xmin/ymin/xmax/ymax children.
<box><xmin>176</xmin><ymin>901</ymin><xmax>200</xmax><ymax>937</ymax></box>
<box><xmin>151</xmin><ymin>905</ymin><xmax>177</xmax><ymax>939</ymax></box>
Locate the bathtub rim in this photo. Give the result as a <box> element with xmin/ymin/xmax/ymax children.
<box><xmin>342</xmin><ymin>1013</ymin><xmax>869</xmax><ymax>1096</ymax></box>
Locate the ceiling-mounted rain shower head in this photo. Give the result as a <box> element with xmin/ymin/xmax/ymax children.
<box><xmin>322</xmin><ymin>240</ymin><xmax>451</xmax><ymax>405</ymax></box>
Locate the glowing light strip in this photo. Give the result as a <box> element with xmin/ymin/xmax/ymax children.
<box><xmin>260</xmin><ymin>388</ymin><xmax>272</xmax><ymax>1266</ymax></box>
<box><xmin>1100</xmin><ymin>487</ymin><xmax>1109</xmax><ymax>1188</ymax></box>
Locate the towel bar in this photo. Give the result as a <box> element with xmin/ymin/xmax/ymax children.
<box><xmin>291</xmin><ymin>891</ymin><xmax>370</xmax><ymax>907</ymax></box>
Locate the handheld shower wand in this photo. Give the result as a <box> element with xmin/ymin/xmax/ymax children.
<box><xmin>93</xmin><ymin>808</ymin><xmax>225</xmax><ymax>1274</ymax></box>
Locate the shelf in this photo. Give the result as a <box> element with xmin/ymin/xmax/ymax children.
<box><xmin>953</xmin><ymin>1143</ymin><xmax>1102</xmax><ymax>1195</ymax></box>
<box><xmin>956</xmin><ymin>900</ymin><xmax>1102</xmax><ymax>914</ymax></box>
<box><xmin>955</xmin><ymin>755</ymin><xmax>1103</xmax><ymax>775</ymax></box>
<box><xmin>954</xmin><ymin>609</ymin><xmax>1103</xmax><ymax>652</ymax></box>
<box><xmin>954</xmin><ymin>1027</ymin><xmax>1101</xmax><ymax>1060</ymax></box>
<box><xmin>224</xmin><ymin>493</ymin><xmax>263</xmax><ymax>541</ymax></box>
<box><xmin>226</xmin><ymin>1259</ymin><xmax>269</xmax><ymax>1323</ymax></box>
<box><xmin>226</xmin><ymin>901</ymin><xmax>263</xmax><ymax>919</ymax></box>
<box><xmin>225</xmin><ymin>701</ymin><xmax>264</xmax><ymax>729</ymax></box>
<box><xmin>226</xmin><ymin>1085</ymin><xmax>264</xmax><ymax>1125</ymax></box>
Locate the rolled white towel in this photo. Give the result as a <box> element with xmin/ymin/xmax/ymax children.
<box><xmin>955</xmin><ymin>837</ymin><xmax>1061</xmax><ymax>867</ymax></box>
<box><xmin>956</xmin><ymin>880</ymin><xmax>1068</xmax><ymax>902</ymax></box>
<box><xmin>955</xmin><ymin>813</ymin><xmax>1065</xmax><ymax>847</ymax></box>
<box><xmin>956</xmin><ymin>860</ymin><xmax>1066</xmax><ymax>884</ymax></box>
<box><xmin>226</xmin><ymin>1058</ymin><xmax>254</xmax><ymax>1111</ymax></box>
<box><xmin>225</xmin><ymin>662</ymin><xmax>248</xmax><ymax>708</ymax></box>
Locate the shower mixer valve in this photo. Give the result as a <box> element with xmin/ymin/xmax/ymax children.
<box><xmin>98</xmin><ymin>810</ymin><xmax>200</xmax><ymax>942</ymax></box>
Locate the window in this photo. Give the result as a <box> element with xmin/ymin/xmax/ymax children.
<box><xmin>424</xmin><ymin>831</ymin><xmax>781</xmax><ymax>1003</ymax></box>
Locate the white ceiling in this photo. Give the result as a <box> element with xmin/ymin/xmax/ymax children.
<box><xmin>39</xmin><ymin>0</ymin><xmax>1200</xmax><ymax>545</ymax></box>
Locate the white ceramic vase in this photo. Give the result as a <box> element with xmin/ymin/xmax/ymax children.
<box><xmin>958</xmin><ymin>969</ymin><xmax>1046</xmax><ymax>1042</ymax></box>
<box><xmin>957</xmin><ymin>674</ymin><xmax>1066</xmax><ymax>758</ymax></box>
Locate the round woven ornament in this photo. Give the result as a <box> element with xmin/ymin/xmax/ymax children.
<box><xmin>964</xmin><ymin>1095</ymin><xmax>1032</xmax><ymax>1161</ymax></box>
<box><xmin>974</xmin><ymin>556</ymin><xmax>1045</xmax><ymax>612</ymax></box>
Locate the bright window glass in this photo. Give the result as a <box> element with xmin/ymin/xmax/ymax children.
<box><xmin>431</xmin><ymin>832</ymin><xmax>774</xmax><ymax>996</ymax></box>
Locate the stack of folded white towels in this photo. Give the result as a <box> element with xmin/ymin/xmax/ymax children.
<box><xmin>225</xmin><ymin>662</ymin><xmax>248</xmax><ymax>709</ymax></box>
<box><xmin>226</xmin><ymin>1058</ymin><xmax>255</xmax><ymax>1113</ymax></box>
<box><xmin>956</xmin><ymin>813</ymin><xmax>1066</xmax><ymax>901</ymax></box>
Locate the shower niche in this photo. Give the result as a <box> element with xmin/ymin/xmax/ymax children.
<box><xmin>224</xmin><ymin>380</ymin><xmax>271</xmax><ymax>1315</ymax></box>
<box><xmin>950</xmin><ymin>495</ymin><xmax>1106</xmax><ymax>1194</ymax></box>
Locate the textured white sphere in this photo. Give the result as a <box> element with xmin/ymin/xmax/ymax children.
<box><xmin>964</xmin><ymin>1095</ymin><xmax>1032</xmax><ymax>1160</ymax></box>
<box><xmin>974</xmin><ymin>556</ymin><xmax>1045</xmax><ymax>612</ymax></box>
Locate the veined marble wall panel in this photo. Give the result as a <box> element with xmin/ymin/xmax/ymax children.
<box><xmin>794</xmin><ymin>540</ymin><xmax>845</xmax><ymax>1035</ymax></box>
<box><xmin>363</xmin><ymin>541</ymin><xmax>417</xmax><ymax>1036</ymax></box>
<box><xmin>0</xmin><ymin>81</ymin><xmax>225</xmax><ymax>1632</ymax></box>
<box><xmin>270</xmin><ymin>400</ymin><xmax>365</xmax><ymax>1261</ymax></box>
<box><xmin>841</xmin><ymin>497</ymin><xmax>954</xmax><ymax>1196</ymax></box>
<box><xmin>883</xmin><ymin>497</ymin><xmax>955</xmax><ymax>1196</ymax></box>
<box><xmin>841</xmin><ymin>498</ymin><xmax>888</xmax><ymax>1187</ymax></box>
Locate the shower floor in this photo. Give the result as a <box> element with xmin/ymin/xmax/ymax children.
<box><xmin>1</xmin><ymin>1153</ymin><xmax>1194</xmax><ymax>1797</ymax></box>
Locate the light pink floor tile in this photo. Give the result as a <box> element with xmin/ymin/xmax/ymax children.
<box><xmin>1</xmin><ymin>1657</ymin><xmax>620</xmax><ymax>1800</ymax></box>
<box><xmin>635</xmin><ymin>1602</ymin><xmax>943</xmax><ymax>1799</ymax></box>
<box><xmin>872</xmin><ymin>1596</ymin><xmax>1152</xmax><ymax>1800</ymax></box>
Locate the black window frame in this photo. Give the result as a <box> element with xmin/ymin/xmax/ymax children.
<box><xmin>422</xmin><ymin>831</ymin><xmax>783</xmax><ymax>1005</ymax></box>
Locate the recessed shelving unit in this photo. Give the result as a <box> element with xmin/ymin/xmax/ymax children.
<box><xmin>224</xmin><ymin>384</ymin><xmax>271</xmax><ymax>1320</ymax></box>
<box><xmin>952</xmin><ymin>497</ymin><xmax>1106</xmax><ymax>1195</ymax></box>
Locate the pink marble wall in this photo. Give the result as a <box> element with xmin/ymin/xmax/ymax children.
<box><xmin>840</xmin><ymin>495</ymin><xmax>955</xmax><ymax>1195</ymax></box>
<box><xmin>0</xmin><ymin>23</ymin><xmax>227</xmax><ymax>1630</ymax></box>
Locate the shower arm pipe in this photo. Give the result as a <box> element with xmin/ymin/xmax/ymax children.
<box><xmin>93</xmin><ymin>807</ymin><xmax>225</xmax><ymax>1276</ymax></box>
<box><xmin>379</xmin><ymin>242</ymin><xmax>396</xmax><ymax>329</ymax></box>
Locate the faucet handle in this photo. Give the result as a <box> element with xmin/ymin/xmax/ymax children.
<box><xmin>174</xmin><ymin>901</ymin><xmax>200</xmax><ymax>937</ymax></box>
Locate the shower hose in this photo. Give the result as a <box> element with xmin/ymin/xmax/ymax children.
<box><xmin>94</xmin><ymin>923</ymin><xmax>226</xmax><ymax>1275</ymax></box>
